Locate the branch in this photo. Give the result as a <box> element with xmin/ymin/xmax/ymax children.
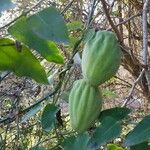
<box><xmin>61</xmin><ymin>0</ymin><xmax>75</xmax><ymax>14</ymax></box>
<box><xmin>122</xmin><ymin>69</ymin><xmax>145</xmax><ymax>107</ymax></box>
<box><xmin>101</xmin><ymin>0</ymin><xmax>122</xmax><ymax>43</ymax></box>
<box><xmin>86</xmin><ymin>0</ymin><xmax>98</xmax><ymax>27</ymax></box>
<box><xmin>107</xmin><ymin>12</ymin><xmax>142</xmax><ymax>30</ymax></box>
<box><xmin>143</xmin><ymin>0</ymin><xmax>149</xmax><ymax>65</ymax></box>
<box><xmin>142</xmin><ymin>0</ymin><xmax>150</xmax><ymax>92</ymax></box>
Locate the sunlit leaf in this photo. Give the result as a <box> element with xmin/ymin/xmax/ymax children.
<box><xmin>107</xmin><ymin>144</ymin><xmax>125</xmax><ymax>150</ymax></box>
<box><xmin>69</xmin><ymin>36</ymin><xmax>80</xmax><ymax>48</ymax></box>
<box><xmin>0</xmin><ymin>38</ymin><xmax>48</xmax><ymax>84</ymax></box>
<box><xmin>67</xmin><ymin>20</ymin><xmax>83</xmax><ymax>31</ymax></box>
<box><xmin>102</xmin><ymin>89</ymin><xmax>118</xmax><ymax>98</ymax></box>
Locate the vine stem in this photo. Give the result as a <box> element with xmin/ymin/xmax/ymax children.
<box><xmin>101</xmin><ymin>0</ymin><xmax>122</xmax><ymax>43</ymax></box>
<box><xmin>86</xmin><ymin>0</ymin><xmax>98</xmax><ymax>27</ymax></box>
<box><xmin>122</xmin><ymin>69</ymin><xmax>145</xmax><ymax>107</ymax></box>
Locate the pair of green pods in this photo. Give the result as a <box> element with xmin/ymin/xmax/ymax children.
<box><xmin>69</xmin><ymin>31</ymin><xmax>122</xmax><ymax>133</ymax></box>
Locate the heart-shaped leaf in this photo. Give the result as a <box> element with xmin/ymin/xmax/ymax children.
<box><xmin>99</xmin><ymin>107</ymin><xmax>131</xmax><ymax>122</ymax></box>
<box><xmin>30</xmin><ymin>7</ymin><xmax>69</xmax><ymax>44</ymax></box>
<box><xmin>124</xmin><ymin>115</ymin><xmax>150</xmax><ymax>146</ymax></box>
<box><xmin>89</xmin><ymin>117</ymin><xmax>121</xmax><ymax>148</ymax></box>
<box><xmin>8</xmin><ymin>16</ymin><xmax>64</xmax><ymax>64</ymax></box>
<box><xmin>41</xmin><ymin>104</ymin><xmax>58</xmax><ymax>132</ymax></box>
<box><xmin>0</xmin><ymin>38</ymin><xmax>48</xmax><ymax>84</ymax></box>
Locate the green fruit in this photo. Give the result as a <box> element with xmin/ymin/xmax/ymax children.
<box><xmin>107</xmin><ymin>144</ymin><xmax>125</xmax><ymax>150</ymax></box>
<box><xmin>82</xmin><ymin>30</ymin><xmax>121</xmax><ymax>86</ymax></box>
<box><xmin>69</xmin><ymin>79</ymin><xmax>102</xmax><ymax>133</ymax></box>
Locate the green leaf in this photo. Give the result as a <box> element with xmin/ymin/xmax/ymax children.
<box><xmin>62</xmin><ymin>133</ymin><xmax>90</xmax><ymax>150</ymax></box>
<box><xmin>102</xmin><ymin>89</ymin><xmax>118</xmax><ymax>98</ymax></box>
<box><xmin>41</xmin><ymin>104</ymin><xmax>58</xmax><ymax>132</ymax></box>
<box><xmin>30</xmin><ymin>7</ymin><xmax>69</xmax><ymax>44</ymax></box>
<box><xmin>130</xmin><ymin>142</ymin><xmax>150</xmax><ymax>150</ymax></box>
<box><xmin>107</xmin><ymin>144</ymin><xmax>125</xmax><ymax>150</ymax></box>
<box><xmin>124</xmin><ymin>115</ymin><xmax>150</xmax><ymax>146</ymax></box>
<box><xmin>99</xmin><ymin>107</ymin><xmax>131</xmax><ymax>122</ymax></box>
<box><xmin>89</xmin><ymin>117</ymin><xmax>121</xmax><ymax>148</ymax></box>
<box><xmin>8</xmin><ymin>16</ymin><xmax>64</xmax><ymax>64</ymax></box>
<box><xmin>0</xmin><ymin>0</ymin><xmax>15</xmax><ymax>12</ymax></box>
<box><xmin>67</xmin><ymin>20</ymin><xmax>83</xmax><ymax>31</ymax></box>
<box><xmin>0</xmin><ymin>38</ymin><xmax>48</xmax><ymax>84</ymax></box>
<box><xmin>69</xmin><ymin>36</ymin><xmax>80</xmax><ymax>48</ymax></box>
<box><xmin>21</xmin><ymin>104</ymin><xmax>42</xmax><ymax>123</ymax></box>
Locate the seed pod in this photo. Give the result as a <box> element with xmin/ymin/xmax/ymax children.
<box><xmin>69</xmin><ymin>79</ymin><xmax>102</xmax><ymax>133</ymax></box>
<box><xmin>82</xmin><ymin>30</ymin><xmax>121</xmax><ymax>86</ymax></box>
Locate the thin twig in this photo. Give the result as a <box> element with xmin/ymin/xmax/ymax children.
<box><xmin>122</xmin><ymin>69</ymin><xmax>145</xmax><ymax>107</ymax></box>
<box><xmin>0</xmin><ymin>71</ymin><xmax>10</xmax><ymax>83</ymax></box>
<box><xmin>114</xmin><ymin>76</ymin><xmax>132</xmax><ymax>87</ymax></box>
<box><xmin>86</xmin><ymin>0</ymin><xmax>97</xmax><ymax>27</ymax></box>
<box><xmin>107</xmin><ymin>12</ymin><xmax>142</xmax><ymax>30</ymax></box>
<box><xmin>0</xmin><ymin>0</ymin><xmax>44</xmax><ymax>30</ymax></box>
<box><xmin>110</xmin><ymin>0</ymin><xmax>116</xmax><ymax>7</ymax></box>
<box><xmin>14</xmin><ymin>97</ymin><xmax>20</xmax><ymax>149</ymax></box>
<box><xmin>61</xmin><ymin>0</ymin><xmax>75</xmax><ymax>14</ymax></box>
<box><xmin>101</xmin><ymin>0</ymin><xmax>122</xmax><ymax>43</ymax></box>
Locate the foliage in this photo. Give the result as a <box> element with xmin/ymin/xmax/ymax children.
<box><xmin>62</xmin><ymin>133</ymin><xmax>89</xmax><ymax>150</ymax></box>
<box><xmin>107</xmin><ymin>144</ymin><xmax>125</xmax><ymax>150</ymax></box>
<box><xmin>89</xmin><ymin>117</ymin><xmax>121</xmax><ymax>148</ymax></box>
<box><xmin>8</xmin><ymin>7</ymin><xmax>68</xmax><ymax>64</ymax></box>
<box><xmin>0</xmin><ymin>38</ymin><xmax>48</xmax><ymax>83</ymax></box>
<box><xmin>41</xmin><ymin>104</ymin><xmax>58</xmax><ymax>132</ymax></box>
<box><xmin>82</xmin><ymin>30</ymin><xmax>121</xmax><ymax>86</ymax></box>
<box><xmin>124</xmin><ymin>116</ymin><xmax>150</xmax><ymax>146</ymax></box>
<box><xmin>0</xmin><ymin>0</ymin><xmax>150</xmax><ymax>149</ymax></box>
